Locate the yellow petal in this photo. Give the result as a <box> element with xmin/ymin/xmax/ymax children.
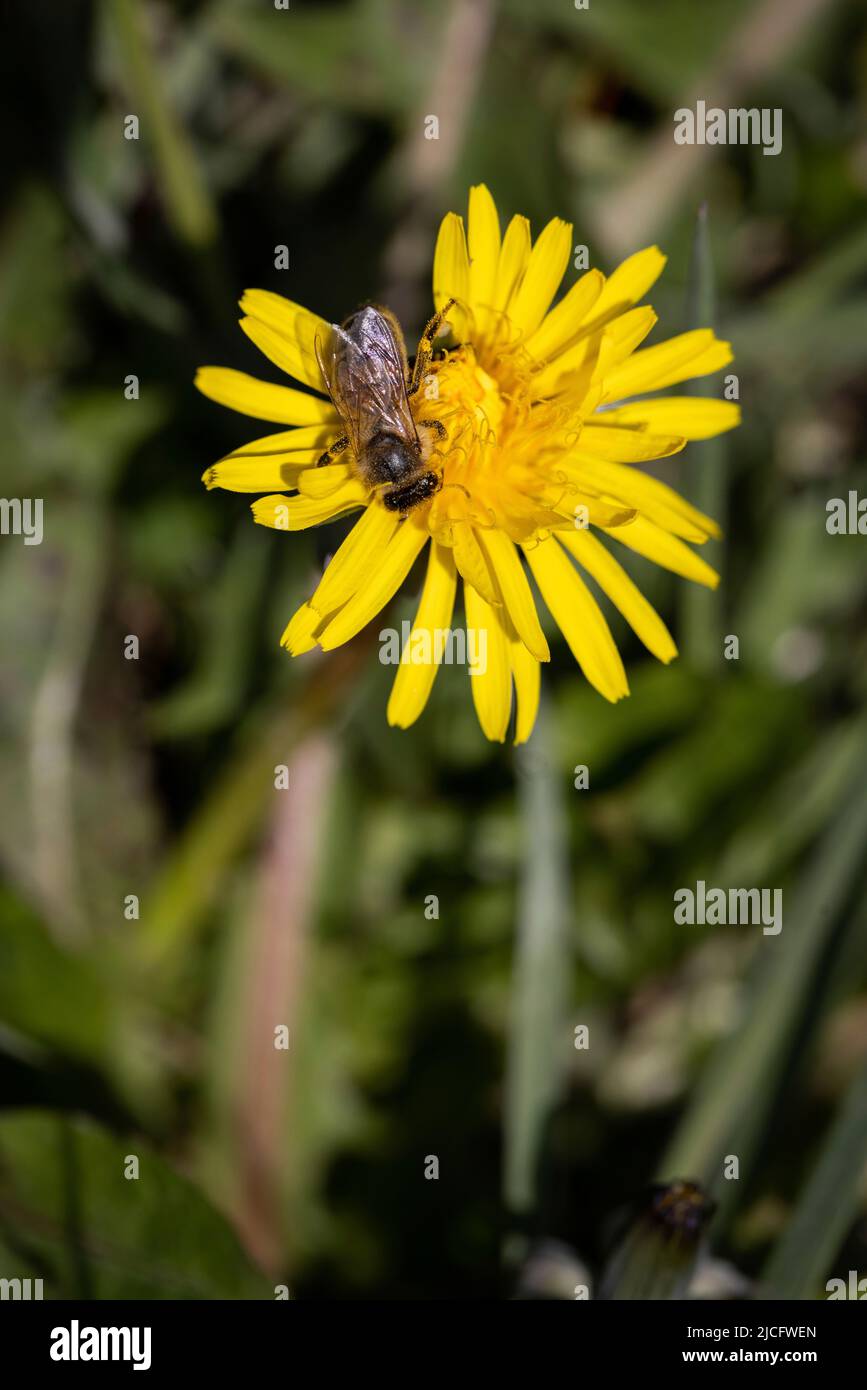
<box><xmin>451</xmin><ymin>520</ymin><xmax>499</xmax><ymax>606</ymax></box>
<box><xmin>601</xmin><ymin>330</ymin><xmax>733</xmax><ymax>402</ymax></box>
<box><xmin>240</xmin><ymin>316</ymin><xmax>333</xmax><ymax>399</ymax></box>
<box><xmin>316</xmin><ymin>518</ymin><xmax>428</xmax><ymax>650</ymax></box>
<box><xmin>566</xmin><ymin>454</ymin><xmax>720</xmax><ymax>542</ymax></box>
<box><xmin>575</xmin><ymin>425</ymin><xmax>687</xmax><ymax>462</ymax></box>
<box><xmin>491</xmin><ymin>214</ymin><xmax>531</xmax><ymax>313</ymax></box>
<box><xmin>433</xmin><ymin>212</ymin><xmax>470</xmax><ymax>339</ymax></box>
<box><xmin>195</xmin><ymin>366</ymin><xmax>339</xmax><ymax>425</ymax></box>
<box><xmin>524</xmin><ymin>536</ymin><xmax>629</xmax><ymax>702</ymax></box>
<box><xmin>251</xmin><ymin>481</ymin><xmax>367</xmax><ymax>531</ymax></box>
<box><xmin>467</xmin><ymin>184</ymin><xmax>501</xmax><ymax>336</ymax></box>
<box><xmin>203</xmin><ymin>457</ymin><xmax>307</xmax><ymax>493</ymax></box>
<box><xmin>602</xmin><ymin>305</ymin><xmax>659</xmax><ymax>362</ymax></box>
<box><xmin>205</xmin><ymin>431</ymin><xmax>332</xmax><ymax>486</ymax></box>
<box><xmin>309</xmin><ymin>502</ymin><xmax>399</xmax><ymax>614</ymax></box>
<box><xmin>524</xmin><ymin>269</ymin><xmax>605</xmax><ymax>363</ymax></box>
<box><xmin>602</xmin><ymin>514</ymin><xmax>719</xmax><ymax>588</ymax></box>
<box><xmin>600</xmin><ymin>397</ymin><xmax>741</xmax><ymax>440</ymax></box>
<box><xmin>297</xmin><ymin>463</ymin><xmax>353</xmax><ymax>498</ymax></box>
<box><xmin>226</xmin><ymin>425</ymin><xmax>335</xmax><ymax>457</ymax></box>
<box><xmin>387</xmin><ymin>542</ymin><xmax>458</xmax><ymax>730</ymax></box>
<box><xmin>531</xmin><ymin>328</ymin><xmax>604</xmax><ymax>398</ymax></box>
<box><xmin>546</xmin><ymin>489</ymin><xmax>638</xmax><ymax>530</ymax></box>
<box><xmin>507</xmin><ymin>621</ymin><xmax>541</xmax><ymax>745</ymax></box>
<box><xmin>591</xmin><ymin>246</ymin><xmax>667</xmax><ymax>320</ymax></box>
<box><xmin>508</xmin><ymin>217</ymin><xmax>573</xmax><ymax>337</ymax></box>
<box><xmin>239</xmin><ymin>290</ymin><xmax>330</xmax><ymax>390</ymax></box>
<box><xmin>560</xmin><ymin>528</ymin><xmax>677</xmax><ymax>664</ymax></box>
<box><xmin>464</xmin><ymin>583</ymin><xmax>512</xmax><ymax>741</ymax></box>
<box><xmin>477</xmin><ymin>528</ymin><xmax>549</xmax><ymax>661</ymax></box>
<box><xmin>281</xmin><ymin>602</ymin><xmax>325</xmax><ymax>655</ymax></box>
<box><xmin>532</xmin><ymin>305</ymin><xmax>656</xmax><ymax>398</ymax></box>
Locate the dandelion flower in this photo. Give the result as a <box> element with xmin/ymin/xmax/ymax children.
<box><xmin>196</xmin><ymin>185</ymin><xmax>739</xmax><ymax>743</ymax></box>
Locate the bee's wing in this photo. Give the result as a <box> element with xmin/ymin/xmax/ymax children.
<box><xmin>315</xmin><ymin>326</ymin><xmax>363</xmax><ymax>458</ymax></box>
<box><xmin>328</xmin><ymin>308</ymin><xmax>420</xmax><ymax>454</ymax></box>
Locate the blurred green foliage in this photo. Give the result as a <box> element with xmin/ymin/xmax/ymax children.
<box><xmin>0</xmin><ymin>0</ymin><xmax>866</xmax><ymax>1298</ymax></box>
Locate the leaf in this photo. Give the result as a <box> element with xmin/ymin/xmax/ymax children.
<box><xmin>0</xmin><ymin>1111</ymin><xmax>273</xmax><ymax>1298</ymax></box>
<box><xmin>0</xmin><ymin>898</ymin><xmax>111</xmax><ymax>1065</ymax></box>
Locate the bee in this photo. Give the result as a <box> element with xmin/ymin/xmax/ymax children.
<box><xmin>315</xmin><ymin>299</ymin><xmax>455</xmax><ymax>514</ymax></box>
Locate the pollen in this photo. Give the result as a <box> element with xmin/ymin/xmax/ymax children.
<box><xmin>419</xmin><ymin>343</ymin><xmax>592</xmax><ymax>546</ymax></box>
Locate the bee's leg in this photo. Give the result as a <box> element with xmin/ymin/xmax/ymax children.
<box><xmin>416</xmin><ymin>417</ymin><xmax>449</xmax><ymax>463</ymax></box>
<box><xmin>316</xmin><ymin>434</ymin><xmax>350</xmax><ymax>468</ymax></box>
<box><xmin>408</xmin><ymin>298</ymin><xmax>457</xmax><ymax>397</ymax></box>
<box><xmin>382</xmin><ymin>470</ymin><xmax>442</xmax><ymax>514</ymax></box>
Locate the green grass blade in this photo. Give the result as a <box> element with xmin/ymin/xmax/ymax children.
<box><xmin>658</xmin><ymin>744</ymin><xmax>867</xmax><ymax>1224</ymax></box>
<box><xmin>107</xmin><ymin>0</ymin><xmax>217</xmax><ymax>248</ymax></box>
<box><xmin>680</xmin><ymin>202</ymin><xmax>727</xmax><ymax>672</ymax></box>
<box><xmin>761</xmin><ymin>1051</ymin><xmax>867</xmax><ymax>1299</ymax></box>
<box><xmin>504</xmin><ymin>700</ymin><xmax>571</xmax><ymax>1246</ymax></box>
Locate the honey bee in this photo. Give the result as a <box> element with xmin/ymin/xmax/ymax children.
<box><xmin>315</xmin><ymin>299</ymin><xmax>455</xmax><ymax>514</ymax></box>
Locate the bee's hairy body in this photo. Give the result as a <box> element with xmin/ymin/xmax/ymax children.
<box><xmin>361</xmin><ymin>431</ymin><xmax>441</xmax><ymax>512</ymax></box>
<box><xmin>315</xmin><ymin>301</ymin><xmax>455</xmax><ymax>516</ymax></box>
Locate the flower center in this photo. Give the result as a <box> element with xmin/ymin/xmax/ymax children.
<box><xmin>413</xmin><ymin>340</ymin><xmax>580</xmax><ymax>544</ymax></box>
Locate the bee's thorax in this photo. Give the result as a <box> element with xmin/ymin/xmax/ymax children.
<box><xmin>365</xmin><ymin>431</ymin><xmax>424</xmax><ymax>487</ymax></box>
